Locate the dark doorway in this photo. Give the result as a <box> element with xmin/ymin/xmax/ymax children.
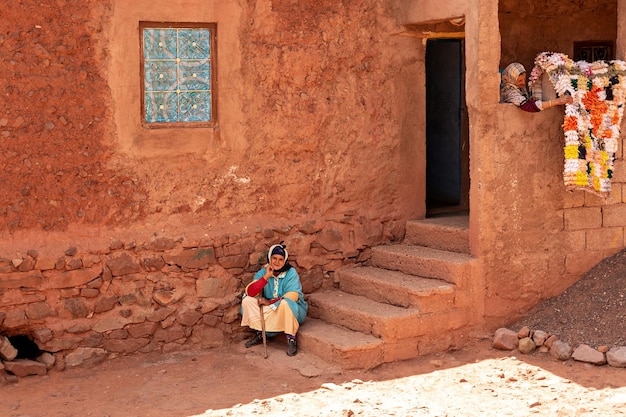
<box><xmin>425</xmin><ymin>38</ymin><xmax>469</xmax><ymax>216</ymax></box>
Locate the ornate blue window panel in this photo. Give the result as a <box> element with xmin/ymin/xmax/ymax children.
<box><xmin>141</xmin><ymin>22</ymin><xmax>217</xmax><ymax>127</ymax></box>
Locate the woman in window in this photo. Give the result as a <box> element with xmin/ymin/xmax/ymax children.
<box><xmin>500</xmin><ymin>62</ymin><xmax>572</xmax><ymax>112</ymax></box>
<box><xmin>240</xmin><ymin>243</ymin><xmax>308</xmax><ymax>356</ymax></box>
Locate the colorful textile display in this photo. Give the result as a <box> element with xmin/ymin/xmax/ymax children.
<box><xmin>529</xmin><ymin>52</ymin><xmax>626</xmax><ymax>196</ymax></box>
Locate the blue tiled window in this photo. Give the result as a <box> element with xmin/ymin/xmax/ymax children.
<box><xmin>141</xmin><ymin>23</ymin><xmax>216</xmax><ymax>127</ymax></box>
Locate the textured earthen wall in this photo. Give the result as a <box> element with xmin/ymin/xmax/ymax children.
<box><xmin>0</xmin><ymin>0</ymin><xmax>421</xmax><ymax>364</ymax></box>
<box><xmin>499</xmin><ymin>0</ymin><xmax>618</xmax><ymax>70</ymax></box>
<box><xmin>478</xmin><ymin>0</ymin><xmax>626</xmax><ymax>327</ymax></box>
<box><xmin>398</xmin><ymin>0</ymin><xmax>626</xmax><ymax>329</ymax></box>
<box><xmin>0</xmin><ymin>0</ymin><xmax>421</xmax><ymax>238</ymax></box>
<box><xmin>481</xmin><ymin>104</ymin><xmax>626</xmax><ymax>326</ymax></box>
<box><xmin>0</xmin><ymin>2</ymin><xmax>136</xmax><ymax>233</ymax></box>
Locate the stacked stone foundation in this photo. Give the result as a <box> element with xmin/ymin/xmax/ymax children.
<box><xmin>0</xmin><ymin>218</ymin><xmax>401</xmax><ymax>371</ymax></box>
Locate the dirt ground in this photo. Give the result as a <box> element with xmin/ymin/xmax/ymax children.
<box><xmin>2</xmin><ymin>250</ymin><xmax>626</xmax><ymax>417</ymax></box>
<box><xmin>1</xmin><ymin>338</ymin><xmax>625</xmax><ymax>417</ymax></box>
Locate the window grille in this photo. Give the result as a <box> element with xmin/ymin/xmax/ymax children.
<box><xmin>573</xmin><ymin>41</ymin><xmax>614</xmax><ymax>62</ymax></box>
<box><xmin>140</xmin><ymin>22</ymin><xmax>217</xmax><ymax>127</ymax></box>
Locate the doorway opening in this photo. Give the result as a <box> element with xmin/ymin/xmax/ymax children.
<box><xmin>7</xmin><ymin>334</ymin><xmax>42</xmax><ymax>359</ymax></box>
<box><xmin>425</xmin><ymin>38</ymin><xmax>469</xmax><ymax>217</ymax></box>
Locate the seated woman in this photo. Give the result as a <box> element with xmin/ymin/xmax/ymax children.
<box><xmin>500</xmin><ymin>62</ymin><xmax>572</xmax><ymax>111</ymax></box>
<box><xmin>240</xmin><ymin>243</ymin><xmax>308</xmax><ymax>356</ymax></box>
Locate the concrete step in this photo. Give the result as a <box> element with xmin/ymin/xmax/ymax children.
<box><xmin>307</xmin><ymin>289</ymin><xmax>423</xmax><ymax>339</ymax></box>
<box><xmin>404</xmin><ymin>216</ymin><xmax>470</xmax><ymax>254</ymax></box>
<box><xmin>371</xmin><ymin>244</ymin><xmax>476</xmax><ymax>288</ymax></box>
<box><xmin>303</xmin><ymin>289</ymin><xmax>472</xmax><ymax>366</ymax></box>
<box><xmin>297</xmin><ymin>317</ymin><xmax>383</xmax><ymax>370</ymax></box>
<box><xmin>335</xmin><ymin>266</ymin><xmax>456</xmax><ymax>312</ymax></box>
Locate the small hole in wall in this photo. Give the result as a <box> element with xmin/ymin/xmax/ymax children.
<box><xmin>8</xmin><ymin>335</ymin><xmax>42</xmax><ymax>359</ymax></box>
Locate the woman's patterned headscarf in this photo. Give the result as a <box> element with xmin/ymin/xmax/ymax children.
<box><xmin>501</xmin><ymin>62</ymin><xmax>526</xmax><ymax>86</ymax></box>
<box><xmin>500</xmin><ymin>62</ymin><xmax>532</xmax><ymax>106</ymax></box>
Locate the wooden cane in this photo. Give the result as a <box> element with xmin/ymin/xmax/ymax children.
<box><xmin>259</xmin><ymin>302</ymin><xmax>268</xmax><ymax>359</ymax></box>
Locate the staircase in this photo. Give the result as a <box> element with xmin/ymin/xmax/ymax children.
<box><xmin>298</xmin><ymin>214</ymin><xmax>479</xmax><ymax>370</ymax></box>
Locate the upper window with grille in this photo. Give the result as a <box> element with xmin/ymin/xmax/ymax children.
<box><xmin>573</xmin><ymin>41</ymin><xmax>614</xmax><ymax>63</ymax></box>
<box><xmin>140</xmin><ymin>22</ymin><xmax>217</xmax><ymax>128</ymax></box>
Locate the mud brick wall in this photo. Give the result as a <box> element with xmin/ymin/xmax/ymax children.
<box><xmin>0</xmin><ymin>217</ymin><xmax>401</xmax><ymax>368</ymax></box>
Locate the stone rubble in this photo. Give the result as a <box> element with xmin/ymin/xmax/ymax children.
<box><xmin>607</xmin><ymin>346</ymin><xmax>626</xmax><ymax>367</ymax></box>
<box><xmin>0</xmin><ymin>337</ymin><xmax>58</xmax><ymax>383</ymax></box>
<box><xmin>3</xmin><ymin>359</ymin><xmax>47</xmax><ymax>377</ymax></box>
<box><xmin>493</xmin><ymin>326</ymin><xmax>626</xmax><ymax>369</ymax></box>
<box><xmin>0</xmin><ymin>336</ymin><xmax>18</xmax><ymax>361</ymax></box>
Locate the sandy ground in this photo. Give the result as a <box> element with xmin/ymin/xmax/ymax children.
<box><xmin>2</xmin><ymin>337</ymin><xmax>625</xmax><ymax>417</ymax></box>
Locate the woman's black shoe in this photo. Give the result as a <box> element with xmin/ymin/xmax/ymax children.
<box><xmin>245</xmin><ymin>332</ymin><xmax>263</xmax><ymax>348</ymax></box>
<box><xmin>286</xmin><ymin>338</ymin><xmax>297</xmax><ymax>356</ymax></box>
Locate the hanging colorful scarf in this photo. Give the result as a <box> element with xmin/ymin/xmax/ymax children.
<box><xmin>529</xmin><ymin>52</ymin><xmax>626</xmax><ymax>196</ymax></box>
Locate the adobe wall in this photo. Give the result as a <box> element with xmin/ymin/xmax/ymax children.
<box><xmin>0</xmin><ymin>0</ymin><xmax>421</xmax><ymax>365</ymax></box>
<box><xmin>401</xmin><ymin>0</ymin><xmax>626</xmax><ymax>328</ymax></box>
<box><xmin>481</xmin><ymin>105</ymin><xmax>626</xmax><ymax>326</ymax></box>
<box><xmin>476</xmin><ymin>0</ymin><xmax>626</xmax><ymax>328</ymax></box>
<box><xmin>499</xmin><ymin>0</ymin><xmax>618</xmax><ymax>70</ymax></box>
<box><xmin>1</xmin><ymin>0</ymin><xmax>423</xmax><ymax>238</ymax></box>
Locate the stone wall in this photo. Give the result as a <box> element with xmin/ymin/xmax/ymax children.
<box><xmin>0</xmin><ymin>217</ymin><xmax>402</xmax><ymax>368</ymax></box>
